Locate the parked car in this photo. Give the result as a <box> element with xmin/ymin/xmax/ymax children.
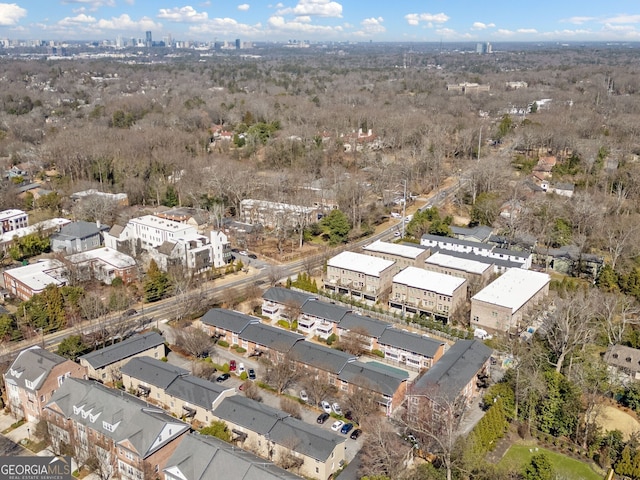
<box><xmin>340</xmin><ymin>423</ymin><xmax>354</xmax><ymax>435</ymax></box>
<box><xmin>350</xmin><ymin>429</ymin><xmax>362</xmax><ymax>440</ymax></box>
<box><xmin>320</xmin><ymin>400</ymin><xmax>332</xmax><ymax>414</ymax></box>
<box><xmin>316</xmin><ymin>412</ymin><xmax>330</xmax><ymax>424</ymax></box>
<box><xmin>216</xmin><ymin>373</ymin><xmax>230</xmax><ymax>382</ymax></box>
<box><xmin>123</xmin><ymin>308</ymin><xmax>137</xmax><ymax>317</ymax></box>
<box><xmin>331</xmin><ymin>420</ymin><xmax>344</xmax><ymax>432</ymax></box>
<box><xmin>238</xmin><ymin>362</ymin><xmax>246</xmax><ymax>374</ymax></box>
<box><xmin>300</xmin><ymin>391</ymin><xmax>309</xmax><ymax>403</ymax></box>
<box><xmin>229</xmin><ymin>360</ymin><xmax>237</xmax><ymax>371</ymax></box>
<box><xmin>248</xmin><ymin>253</ymin><xmax>258</xmax><ymax>259</ymax></box>
<box><xmin>248</xmin><ymin>368</ymin><xmax>256</xmax><ymax>380</ymax></box>
<box><xmin>239</xmin><ymin>250</ymin><xmax>248</xmax><ymax>256</ymax></box>
<box><xmin>331</xmin><ymin>403</ymin><xmax>342</xmax><ymax>415</ymax></box>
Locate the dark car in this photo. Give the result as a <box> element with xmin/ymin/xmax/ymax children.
<box><xmin>248</xmin><ymin>368</ymin><xmax>256</xmax><ymax>380</ymax></box>
<box><xmin>340</xmin><ymin>423</ymin><xmax>354</xmax><ymax>435</ymax></box>
<box><xmin>248</xmin><ymin>253</ymin><xmax>258</xmax><ymax>259</ymax></box>
<box><xmin>350</xmin><ymin>429</ymin><xmax>362</xmax><ymax>440</ymax></box>
<box><xmin>123</xmin><ymin>308</ymin><xmax>137</xmax><ymax>317</ymax></box>
<box><xmin>216</xmin><ymin>373</ymin><xmax>230</xmax><ymax>382</ymax></box>
<box><xmin>316</xmin><ymin>412</ymin><xmax>330</xmax><ymax>424</ymax></box>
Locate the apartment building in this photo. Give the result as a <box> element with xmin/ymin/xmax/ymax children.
<box><xmin>390</xmin><ymin>266</ymin><xmax>467</xmax><ymax>322</ymax></box>
<box><xmin>324</xmin><ymin>251</ymin><xmax>395</xmax><ymax>303</ymax></box>
<box><xmin>4</xmin><ymin>346</ymin><xmax>86</xmax><ymax>422</ymax></box>
<box><xmin>362</xmin><ymin>240</ymin><xmax>430</xmax><ymax>272</ymax></box>
<box><xmin>2</xmin><ymin>259</ymin><xmax>67</xmax><ymax>301</ymax></box>
<box><xmin>470</xmin><ymin>268</ymin><xmax>550</xmax><ymax>334</ymax></box>
<box><xmin>45</xmin><ymin>378</ymin><xmax>189</xmax><ymax>480</ymax></box>
<box><xmin>0</xmin><ymin>209</ymin><xmax>28</xmax><ymax>233</ymax></box>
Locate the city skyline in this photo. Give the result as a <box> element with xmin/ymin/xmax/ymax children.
<box><xmin>0</xmin><ymin>1</ymin><xmax>640</xmax><ymax>43</ymax></box>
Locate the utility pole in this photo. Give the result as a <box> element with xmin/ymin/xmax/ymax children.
<box><xmin>401</xmin><ymin>179</ymin><xmax>407</xmax><ymax>238</ymax></box>
<box><xmin>477</xmin><ymin>126</ymin><xmax>483</xmax><ymax>161</ymax></box>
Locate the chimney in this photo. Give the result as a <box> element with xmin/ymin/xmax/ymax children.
<box><xmin>96</xmin><ymin>220</ymin><xmax>101</xmax><ymax>229</ymax></box>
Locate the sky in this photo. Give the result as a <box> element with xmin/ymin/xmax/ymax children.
<box><xmin>1</xmin><ymin>0</ymin><xmax>640</xmax><ymax>43</ymax></box>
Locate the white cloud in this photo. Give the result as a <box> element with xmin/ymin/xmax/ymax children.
<box><xmin>516</xmin><ymin>28</ymin><xmax>537</xmax><ymax>34</ymax></box>
<box><xmin>601</xmin><ymin>14</ymin><xmax>640</xmax><ymax>24</ymax></box>
<box><xmin>471</xmin><ymin>22</ymin><xmax>494</xmax><ymax>30</ymax></box>
<box><xmin>238</xmin><ymin>4</ymin><xmax>250</xmax><ymax>11</ymax></box>
<box><xmin>96</xmin><ymin>14</ymin><xmax>161</xmax><ymax>31</ymax></box>
<box><xmin>563</xmin><ymin>16</ymin><xmax>595</xmax><ymax>25</ymax></box>
<box><xmin>188</xmin><ymin>17</ymin><xmax>262</xmax><ymax>37</ymax></box>
<box><xmin>0</xmin><ymin>3</ymin><xmax>27</xmax><ymax>26</ymax></box>
<box><xmin>158</xmin><ymin>6</ymin><xmax>208</xmax><ymax>23</ymax></box>
<box><xmin>355</xmin><ymin>16</ymin><xmax>385</xmax><ymax>36</ymax></box>
<box><xmin>58</xmin><ymin>14</ymin><xmax>97</xmax><ymax>26</ymax></box>
<box><xmin>61</xmin><ymin>0</ymin><xmax>116</xmax><ymax>8</ymax></box>
<box><xmin>405</xmin><ymin>12</ymin><xmax>449</xmax><ymax>27</ymax></box>
<box><xmin>277</xmin><ymin>0</ymin><xmax>343</xmax><ymax>18</ymax></box>
<box><xmin>267</xmin><ymin>14</ymin><xmax>343</xmax><ymax>34</ymax></box>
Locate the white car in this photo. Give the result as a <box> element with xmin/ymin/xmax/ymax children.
<box><xmin>331</xmin><ymin>420</ymin><xmax>344</xmax><ymax>432</ymax></box>
<box><xmin>239</xmin><ymin>250</ymin><xmax>248</xmax><ymax>256</ymax></box>
<box><xmin>238</xmin><ymin>362</ymin><xmax>246</xmax><ymax>374</ymax></box>
<box><xmin>320</xmin><ymin>400</ymin><xmax>332</xmax><ymax>414</ymax></box>
<box><xmin>331</xmin><ymin>403</ymin><xmax>342</xmax><ymax>415</ymax></box>
<box><xmin>300</xmin><ymin>391</ymin><xmax>309</xmax><ymax>403</ymax></box>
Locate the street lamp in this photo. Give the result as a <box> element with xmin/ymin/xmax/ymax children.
<box><xmin>401</xmin><ymin>179</ymin><xmax>407</xmax><ymax>239</ymax></box>
<box><xmin>27</xmin><ymin>427</ymin><xmax>30</xmax><ymax>441</ymax></box>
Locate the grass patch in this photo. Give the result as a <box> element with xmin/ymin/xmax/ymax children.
<box><xmin>23</xmin><ymin>438</ymin><xmax>47</xmax><ymax>453</ymax></box>
<box><xmin>2</xmin><ymin>418</ymin><xmax>25</xmax><ymax>434</ymax></box>
<box><xmin>499</xmin><ymin>444</ymin><xmax>601</xmax><ymax>480</ymax></box>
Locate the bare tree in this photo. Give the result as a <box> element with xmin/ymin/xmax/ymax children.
<box><xmin>174</xmin><ymin>327</ymin><xmax>212</xmax><ymax>358</ymax></box>
<box><xmin>299</xmin><ymin>376</ymin><xmax>338</xmax><ymax>407</ymax></box>
<box><xmin>242</xmin><ymin>380</ymin><xmax>262</xmax><ymax>402</ymax></box>
<box><xmin>338</xmin><ymin>326</ymin><xmax>370</xmax><ymax>356</ymax></box>
<box><xmin>594</xmin><ymin>290</ymin><xmax>640</xmax><ymax>346</ymax></box>
<box><xmin>358</xmin><ymin>415</ymin><xmax>410</xmax><ymax>479</ymax></box>
<box><xmin>279</xmin><ymin>397</ymin><xmax>302</xmax><ymax>419</ymax></box>
<box><xmin>343</xmin><ymin>385</ymin><xmax>380</xmax><ymax>424</ymax></box>
<box><xmin>402</xmin><ymin>389</ymin><xmax>468</xmax><ymax>480</ymax></box>
<box><xmin>263</xmin><ymin>354</ymin><xmax>302</xmax><ymax>394</ymax></box>
<box><xmin>266</xmin><ymin>265</ymin><xmax>285</xmax><ymax>286</ymax></box>
<box><xmin>282</xmin><ymin>299</ymin><xmax>303</xmax><ymax>329</ymax></box>
<box><xmin>192</xmin><ymin>361</ymin><xmax>218</xmax><ymax>381</ymax></box>
<box><xmin>542</xmin><ymin>288</ymin><xmax>597</xmax><ymax>373</ymax></box>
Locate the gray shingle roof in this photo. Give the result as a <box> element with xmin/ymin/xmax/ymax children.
<box><xmin>289</xmin><ymin>341</ymin><xmax>355</xmax><ymax>374</ymax></box>
<box><xmin>269</xmin><ymin>416</ymin><xmax>345</xmax><ymax>461</ymax></box>
<box><xmin>432</xmin><ymin>249</ymin><xmax>521</xmax><ymax>270</ymax></box>
<box><xmin>338</xmin><ymin>313</ymin><xmax>390</xmax><ymax>338</ymax></box>
<box><xmin>213</xmin><ymin>396</ymin><xmax>286</xmax><ymax>435</ymax></box>
<box><xmin>200</xmin><ymin>309</ymin><xmax>258</xmax><ymax>333</ymax></box>
<box><xmin>338</xmin><ymin>361</ymin><xmax>408</xmax><ymax>397</ymax></box>
<box><xmin>378</xmin><ymin>329</ymin><xmax>445</xmax><ymax>358</ymax></box>
<box><xmin>164</xmin><ymin>432</ymin><xmax>304</xmax><ymax>480</ymax></box>
<box><xmin>121</xmin><ymin>357</ymin><xmax>188</xmax><ymax>389</ymax></box>
<box><xmin>412</xmin><ymin>340</ymin><xmax>492</xmax><ymax>402</ymax></box>
<box><xmin>213</xmin><ymin>396</ymin><xmax>344</xmax><ymax>462</ymax></box>
<box><xmin>46</xmin><ymin>378</ymin><xmax>189</xmax><ymax>458</ymax></box>
<box><xmin>79</xmin><ymin>332</ymin><xmax>165</xmax><ymax>369</ymax></box>
<box><xmin>50</xmin><ymin>221</ymin><xmax>108</xmax><ymax>241</ymax></box>
<box><xmin>165</xmin><ymin>375</ymin><xmax>232</xmax><ymax>410</ymax></box>
<box><xmin>5</xmin><ymin>346</ymin><xmax>68</xmax><ymax>391</ymax></box>
<box><xmin>239</xmin><ymin>323</ymin><xmax>303</xmax><ymax>353</ymax></box>
<box><xmin>301</xmin><ymin>299</ymin><xmax>351</xmax><ymax>322</ymax></box>
<box><xmin>262</xmin><ymin>287</ymin><xmax>316</xmax><ymax>306</ymax></box>
<box><xmin>421</xmin><ymin>233</ymin><xmax>488</xmax><ymax>249</ymax></box>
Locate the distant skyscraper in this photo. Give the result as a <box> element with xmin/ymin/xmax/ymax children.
<box><xmin>235</xmin><ymin>38</ymin><xmax>241</xmax><ymax>50</ymax></box>
<box><xmin>145</xmin><ymin>31</ymin><xmax>152</xmax><ymax>47</ymax></box>
<box><xmin>476</xmin><ymin>42</ymin><xmax>492</xmax><ymax>54</ymax></box>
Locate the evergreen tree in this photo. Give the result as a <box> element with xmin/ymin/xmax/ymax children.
<box><xmin>144</xmin><ymin>260</ymin><xmax>170</xmax><ymax>303</ymax></box>
<box><xmin>523</xmin><ymin>453</ymin><xmax>553</xmax><ymax>480</ymax></box>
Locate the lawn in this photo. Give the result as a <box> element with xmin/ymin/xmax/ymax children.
<box><xmin>498</xmin><ymin>444</ymin><xmax>603</xmax><ymax>480</ymax></box>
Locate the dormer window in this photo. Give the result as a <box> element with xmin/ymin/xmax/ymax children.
<box><xmin>25</xmin><ymin>380</ymin><xmax>35</xmax><ymax>390</ymax></box>
<box><xmin>626</xmin><ymin>357</ymin><xmax>632</xmax><ymax>363</ymax></box>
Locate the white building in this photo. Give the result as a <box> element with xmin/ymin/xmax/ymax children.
<box><xmin>0</xmin><ymin>209</ymin><xmax>28</xmax><ymax>233</ymax></box>
<box><xmin>471</xmin><ymin>268</ymin><xmax>550</xmax><ymax>334</ymax></box>
<box><xmin>66</xmin><ymin>247</ymin><xmax>137</xmax><ymax>285</ymax></box>
<box><xmin>0</xmin><ymin>218</ymin><xmax>71</xmax><ymax>254</ymax></box>
<box><xmin>2</xmin><ymin>259</ymin><xmax>67</xmax><ymax>301</ymax></box>
<box><xmin>105</xmin><ymin>215</ymin><xmax>231</xmax><ymax>272</ymax></box>
<box><xmin>239</xmin><ymin>199</ymin><xmax>317</xmax><ymax>230</ymax></box>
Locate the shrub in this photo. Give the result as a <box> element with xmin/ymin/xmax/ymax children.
<box><xmin>326</xmin><ymin>333</ymin><xmax>337</xmax><ymax>345</ymax></box>
<box><xmin>240</xmin><ymin>371</ymin><xmax>248</xmax><ymax>381</ymax></box>
<box><xmin>221</xmin><ymin>363</ymin><xmax>230</xmax><ymax>373</ymax></box>
<box><xmin>218</xmin><ymin>340</ymin><xmax>229</xmax><ymax>347</ymax></box>
<box><xmin>235</xmin><ymin>347</ymin><xmax>246</xmax><ymax>353</ymax></box>
<box><xmin>371</xmin><ymin>349</ymin><xmax>385</xmax><ymax>358</ymax></box>
<box><xmin>160</xmin><ymin>356</ymin><xmax>168</xmax><ymax>362</ymax></box>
